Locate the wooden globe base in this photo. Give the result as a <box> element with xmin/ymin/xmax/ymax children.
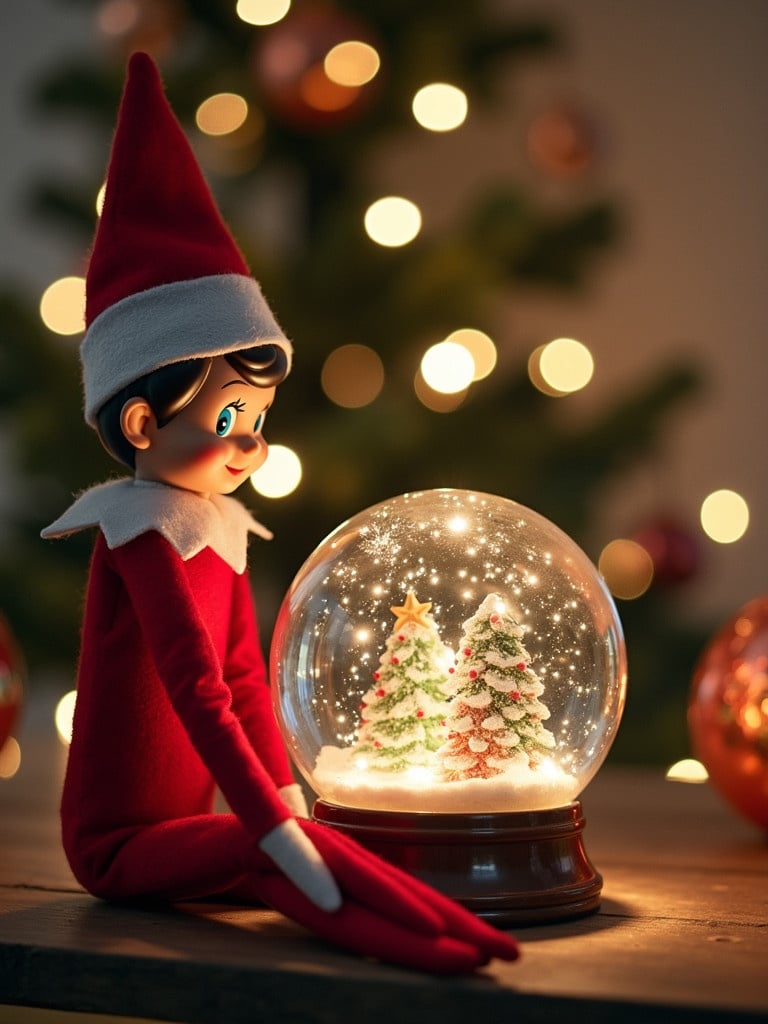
<box><xmin>313</xmin><ymin>798</ymin><xmax>602</xmax><ymax>926</ymax></box>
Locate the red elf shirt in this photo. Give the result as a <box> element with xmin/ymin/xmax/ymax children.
<box><xmin>42</xmin><ymin>479</ymin><xmax>296</xmax><ymax>895</ymax></box>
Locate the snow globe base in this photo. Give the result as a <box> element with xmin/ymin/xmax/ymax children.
<box><xmin>313</xmin><ymin>797</ymin><xmax>602</xmax><ymax>926</ymax></box>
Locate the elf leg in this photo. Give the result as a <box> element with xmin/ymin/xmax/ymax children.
<box><xmin>69</xmin><ymin>813</ymin><xmax>255</xmax><ymax>902</ymax></box>
<box><xmin>71</xmin><ymin>814</ymin><xmax>519</xmax><ymax>974</ymax></box>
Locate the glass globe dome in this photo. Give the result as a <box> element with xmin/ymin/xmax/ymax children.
<box><xmin>271</xmin><ymin>488</ymin><xmax>627</xmax><ymax>816</ymax></box>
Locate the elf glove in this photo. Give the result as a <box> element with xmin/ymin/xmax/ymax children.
<box><xmin>256</xmin><ymin>817</ymin><xmax>519</xmax><ymax>974</ymax></box>
<box><xmin>277</xmin><ymin>782</ymin><xmax>310</xmax><ymax>818</ymax></box>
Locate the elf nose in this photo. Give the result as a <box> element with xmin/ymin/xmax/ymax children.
<box><xmin>236</xmin><ymin>433</ymin><xmax>262</xmax><ymax>454</ymax></box>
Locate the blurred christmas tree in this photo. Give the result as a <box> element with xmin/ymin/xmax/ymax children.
<box><xmin>0</xmin><ymin>0</ymin><xmax>707</xmax><ymax>761</ymax></box>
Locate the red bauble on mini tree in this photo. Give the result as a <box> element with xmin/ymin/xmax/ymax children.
<box><xmin>689</xmin><ymin>595</ymin><xmax>768</xmax><ymax>831</ymax></box>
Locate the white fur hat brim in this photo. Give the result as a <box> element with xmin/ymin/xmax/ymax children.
<box><xmin>81</xmin><ymin>273</ymin><xmax>292</xmax><ymax>427</ymax></box>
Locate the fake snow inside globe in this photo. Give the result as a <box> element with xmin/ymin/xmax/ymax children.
<box><xmin>271</xmin><ymin>488</ymin><xmax>627</xmax><ymax>816</ymax></box>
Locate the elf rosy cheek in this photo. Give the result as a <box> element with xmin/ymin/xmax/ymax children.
<box><xmin>189</xmin><ymin>441</ymin><xmax>226</xmax><ymax>466</ymax></box>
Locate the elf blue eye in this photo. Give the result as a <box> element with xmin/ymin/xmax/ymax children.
<box><xmin>216</xmin><ymin>407</ymin><xmax>235</xmax><ymax>437</ymax></box>
<box><xmin>254</xmin><ymin>412</ymin><xmax>264</xmax><ymax>433</ymax></box>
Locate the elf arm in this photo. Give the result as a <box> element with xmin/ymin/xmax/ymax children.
<box><xmin>224</xmin><ymin>565</ymin><xmax>308</xmax><ymax>816</ymax></box>
<box><xmin>109</xmin><ymin>531</ymin><xmax>323</xmax><ymax>881</ymax></box>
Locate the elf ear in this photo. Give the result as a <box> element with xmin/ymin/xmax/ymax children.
<box><xmin>120</xmin><ymin>398</ymin><xmax>154</xmax><ymax>451</ymax></box>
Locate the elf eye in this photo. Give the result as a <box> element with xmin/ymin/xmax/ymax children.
<box><xmin>216</xmin><ymin>406</ymin><xmax>235</xmax><ymax>437</ymax></box>
<box><xmin>254</xmin><ymin>411</ymin><xmax>265</xmax><ymax>434</ymax></box>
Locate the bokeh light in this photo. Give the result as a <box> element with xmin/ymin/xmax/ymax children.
<box><xmin>700</xmin><ymin>489</ymin><xmax>749</xmax><ymax>543</ymax></box>
<box><xmin>446</xmin><ymin>328</ymin><xmax>497</xmax><ymax>381</ymax></box>
<box><xmin>251</xmin><ymin>444</ymin><xmax>302</xmax><ymax>498</ymax></box>
<box><xmin>532</xmin><ymin>337</ymin><xmax>594</xmax><ymax>395</ymax></box>
<box><xmin>0</xmin><ymin>737</ymin><xmax>21</xmax><ymax>780</ymax></box>
<box><xmin>97</xmin><ymin>0</ymin><xmax>140</xmax><ymax>36</ymax></box>
<box><xmin>364</xmin><ymin>196</ymin><xmax>421</xmax><ymax>247</ymax></box>
<box><xmin>666</xmin><ymin>758</ymin><xmax>709</xmax><ymax>783</ymax></box>
<box><xmin>324</xmin><ymin>41</ymin><xmax>380</xmax><ymax>87</ymax></box>
<box><xmin>55</xmin><ymin>690</ymin><xmax>77</xmax><ymax>746</ymax></box>
<box><xmin>196</xmin><ymin>93</ymin><xmax>249</xmax><ymax>135</ymax></box>
<box><xmin>39</xmin><ymin>277</ymin><xmax>86</xmax><ymax>336</ymax></box>
<box><xmin>413</xmin><ymin>369</ymin><xmax>467</xmax><ymax>413</ymax></box>
<box><xmin>412</xmin><ymin>83</ymin><xmax>468</xmax><ymax>132</ymax></box>
<box><xmin>300</xmin><ymin>66</ymin><xmax>359</xmax><ymax>112</ymax></box>
<box><xmin>420</xmin><ymin>341</ymin><xmax>475</xmax><ymax>394</ymax></box>
<box><xmin>598</xmin><ymin>538</ymin><xmax>654</xmax><ymax>600</ymax></box>
<box><xmin>236</xmin><ymin>0</ymin><xmax>290</xmax><ymax>26</ymax></box>
<box><xmin>96</xmin><ymin>182</ymin><xmax>107</xmax><ymax>217</ymax></box>
<box><xmin>321</xmin><ymin>344</ymin><xmax>385</xmax><ymax>408</ymax></box>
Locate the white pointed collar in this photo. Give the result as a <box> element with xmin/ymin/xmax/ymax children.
<box><xmin>41</xmin><ymin>478</ymin><xmax>272</xmax><ymax>573</ymax></box>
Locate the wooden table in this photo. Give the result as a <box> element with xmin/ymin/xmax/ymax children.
<box><xmin>1</xmin><ymin>691</ymin><xmax>767</xmax><ymax>1023</ymax></box>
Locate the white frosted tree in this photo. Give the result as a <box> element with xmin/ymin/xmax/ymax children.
<box><xmin>355</xmin><ymin>592</ymin><xmax>455</xmax><ymax>772</ymax></box>
<box><xmin>439</xmin><ymin>593</ymin><xmax>556</xmax><ymax>781</ymax></box>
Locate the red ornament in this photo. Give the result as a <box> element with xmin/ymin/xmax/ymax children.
<box><xmin>689</xmin><ymin>596</ymin><xmax>768</xmax><ymax>830</ymax></box>
<box><xmin>632</xmin><ymin>515</ymin><xmax>701</xmax><ymax>589</ymax></box>
<box><xmin>416</xmin><ymin>710</ymin><xmax>424</xmax><ymax>719</ymax></box>
<box><xmin>490</xmin><ymin>614</ymin><xmax>499</xmax><ymax>623</ymax></box>
<box><xmin>252</xmin><ymin>3</ymin><xmax>381</xmax><ymax>134</ymax></box>
<box><xmin>511</xmin><ymin>691</ymin><xmax>521</xmax><ymax>702</ymax></box>
<box><xmin>375</xmin><ymin>688</ymin><xmax>385</xmax><ymax>698</ymax></box>
<box><xmin>398</xmin><ymin>635</ymin><xmax>405</xmax><ymax>642</ymax></box>
<box><xmin>391</xmin><ymin>656</ymin><xmax>399</xmax><ymax>665</ymax></box>
<box><xmin>374</xmin><ymin>741</ymin><xmax>382</xmax><ymax>748</ymax></box>
<box><xmin>463</xmin><ymin>648</ymin><xmax>472</xmax><ymax>657</ymax></box>
<box><xmin>469</xmin><ymin>670</ymin><xmax>478</xmax><ymax>680</ymax></box>
<box><xmin>372</xmin><ymin>671</ymin><xmax>380</xmax><ymax>680</ymax></box>
<box><xmin>448</xmin><ymin>667</ymin><xmax>455</xmax><ymax>674</ymax></box>
<box><xmin>516</xmin><ymin>662</ymin><xmax>527</xmax><ymax>672</ymax></box>
<box><xmin>526</xmin><ymin>100</ymin><xmax>601</xmax><ymax>179</ymax></box>
<box><xmin>0</xmin><ymin>613</ymin><xmax>24</xmax><ymax>753</ymax></box>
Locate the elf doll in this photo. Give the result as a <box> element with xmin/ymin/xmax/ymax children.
<box><xmin>41</xmin><ymin>53</ymin><xmax>519</xmax><ymax>974</ymax></box>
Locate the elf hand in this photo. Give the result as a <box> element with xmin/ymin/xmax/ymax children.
<box><xmin>259</xmin><ymin>818</ymin><xmax>342</xmax><ymax>911</ymax></box>
<box><xmin>256</xmin><ymin>818</ymin><xmax>520</xmax><ymax>975</ymax></box>
<box><xmin>278</xmin><ymin>782</ymin><xmax>310</xmax><ymax>818</ymax></box>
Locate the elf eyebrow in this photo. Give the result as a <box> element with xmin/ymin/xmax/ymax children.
<box><xmin>221</xmin><ymin>379</ymin><xmax>250</xmax><ymax>389</ymax></box>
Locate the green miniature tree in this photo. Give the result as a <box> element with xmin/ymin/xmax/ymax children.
<box><xmin>355</xmin><ymin>591</ymin><xmax>454</xmax><ymax>771</ymax></box>
<box><xmin>440</xmin><ymin>593</ymin><xmax>555</xmax><ymax>780</ymax></box>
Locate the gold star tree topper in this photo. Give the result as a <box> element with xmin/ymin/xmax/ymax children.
<box><xmin>390</xmin><ymin>591</ymin><xmax>433</xmax><ymax>631</ymax></box>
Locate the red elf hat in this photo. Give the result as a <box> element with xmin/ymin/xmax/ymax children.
<box><xmin>80</xmin><ymin>51</ymin><xmax>291</xmax><ymax>427</ymax></box>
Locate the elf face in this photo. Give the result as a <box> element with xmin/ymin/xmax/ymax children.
<box><xmin>124</xmin><ymin>355</ymin><xmax>275</xmax><ymax>497</ymax></box>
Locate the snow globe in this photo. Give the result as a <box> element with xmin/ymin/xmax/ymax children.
<box><xmin>271</xmin><ymin>488</ymin><xmax>627</xmax><ymax>923</ymax></box>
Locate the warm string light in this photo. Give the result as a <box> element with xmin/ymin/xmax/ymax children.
<box><xmin>528</xmin><ymin>337</ymin><xmax>594</xmax><ymax>396</ymax></box>
<box><xmin>666</xmin><ymin>758</ymin><xmax>708</xmax><ymax>783</ymax></box>
<box><xmin>250</xmin><ymin>444</ymin><xmax>302</xmax><ymax>498</ymax></box>
<box><xmin>420</xmin><ymin>341</ymin><xmax>474</xmax><ymax>395</ymax></box>
<box><xmin>598</xmin><ymin>540</ymin><xmax>654</xmax><ymax>600</ymax></box>
<box><xmin>412</xmin><ymin>83</ymin><xmax>468</xmax><ymax>132</ymax></box>
<box><xmin>236</xmin><ymin>0</ymin><xmax>290</xmax><ymax>26</ymax></box>
<box><xmin>196</xmin><ymin>93</ymin><xmax>249</xmax><ymax>136</ymax></box>
<box><xmin>39</xmin><ymin>277</ymin><xmax>86</xmax><ymax>336</ymax></box>
<box><xmin>324</xmin><ymin>41</ymin><xmax>380</xmax><ymax>87</ymax></box>
<box><xmin>0</xmin><ymin>737</ymin><xmax>21</xmax><ymax>780</ymax></box>
<box><xmin>321</xmin><ymin>344</ymin><xmax>384</xmax><ymax>408</ymax></box>
<box><xmin>364</xmin><ymin>196</ymin><xmax>421</xmax><ymax>247</ymax></box>
<box><xmin>700</xmin><ymin>489</ymin><xmax>749</xmax><ymax>543</ymax></box>
<box><xmin>55</xmin><ymin>690</ymin><xmax>77</xmax><ymax>746</ymax></box>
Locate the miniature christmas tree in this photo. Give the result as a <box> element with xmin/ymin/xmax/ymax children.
<box><xmin>440</xmin><ymin>593</ymin><xmax>556</xmax><ymax>781</ymax></box>
<box><xmin>355</xmin><ymin>592</ymin><xmax>455</xmax><ymax>772</ymax></box>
